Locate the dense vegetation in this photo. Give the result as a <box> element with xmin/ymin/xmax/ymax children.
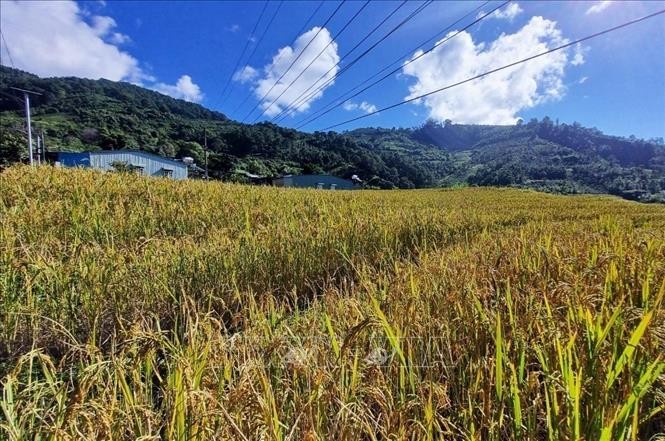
<box><xmin>2</xmin><ymin>166</ymin><xmax>664</xmax><ymax>439</ymax></box>
<box><xmin>0</xmin><ymin>67</ymin><xmax>440</xmax><ymax>189</ymax></box>
<box><xmin>424</xmin><ymin>119</ymin><xmax>665</xmax><ymax>200</ymax></box>
<box><xmin>353</xmin><ymin>120</ymin><xmax>665</xmax><ymax>201</ymax></box>
<box><xmin>1</xmin><ymin>66</ymin><xmax>664</xmax><ymax>199</ymax></box>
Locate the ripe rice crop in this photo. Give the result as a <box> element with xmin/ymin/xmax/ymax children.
<box><xmin>1</xmin><ymin>165</ymin><xmax>664</xmax><ymax>440</ymax></box>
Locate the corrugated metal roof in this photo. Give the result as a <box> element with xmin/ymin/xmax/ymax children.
<box><xmin>88</xmin><ymin>150</ymin><xmax>187</xmax><ymax>168</ymax></box>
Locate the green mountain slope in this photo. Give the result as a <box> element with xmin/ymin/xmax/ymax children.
<box><xmin>1</xmin><ymin>66</ymin><xmax>664</xmax><ymax>200</ymax></box>
<box><xmin>351</xmin><ymin>120</ymin><xmax>665</xmax><ymax>200</ymax></box>
<box><xmin>0</xmin><ymin>66</ymin><xmax>442</xmax><ymax>188</ymax></box>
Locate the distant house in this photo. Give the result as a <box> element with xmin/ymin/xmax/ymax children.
<box><xmin>272</xmin><ymin>174</ymin><xmax>358</xmax><ymax>190</ymax></box>
<box><xmin>52</xmin><ymin>150</ymin><xmax>189</xmax><ymax>180</ymax></box>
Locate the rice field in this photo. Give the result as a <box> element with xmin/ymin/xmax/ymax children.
<box><xmin>1</xmin><ymin>165</ymin><xmax>664</xmax><ymax>440</ymax></box>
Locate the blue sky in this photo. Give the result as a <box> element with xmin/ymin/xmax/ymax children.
<box><xmin>1</xmin><ymin>0</ymin><xmax>664</xmax><ymax>138</ymax></box>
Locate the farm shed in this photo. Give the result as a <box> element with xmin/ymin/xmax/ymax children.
<box><xmin>52</xmin><ymin>150</ymin><xmax>188</xmax><ymax>180</ymax></box>
<box><xmin>272</xmin><ymin>174</ymin><xmax>357</xmax><ymax>190</ymax></box>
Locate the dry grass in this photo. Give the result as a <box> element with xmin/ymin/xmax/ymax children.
<box><xmin>1</xmin><ymin>165</ymin><xmax>664</xmax><ymax>440</ymax></box>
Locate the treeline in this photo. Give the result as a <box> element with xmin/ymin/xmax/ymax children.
<box><xmin>0</xmin><ymin>67</ymin><xmax>440</xmax><ymax>188</ymax></box>
<box><xmin>1</xmin><ymin>66</ymin><xmax>664</xmax><ymax>200</ymax></box>
<box><xmin>413</xmin><ymin>119</ymin><xmax>665</xmax><ymax>201</ymax></box>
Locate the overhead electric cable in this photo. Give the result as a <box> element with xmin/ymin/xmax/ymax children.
<box><xmin>269</xmin><ymin>0</ymin><xmax>408</xmax><ymax>122</ymax></box>
<box><xmin>294</xmin><ymin>0</ymin><xmax>501</xmax><ymax>128</ymax></box>
<box><xmin>230</xmin><ymin>0</ymin><xmax>285</xmax><ymax>114</ymax></box>
<box><xmin>1</xmin><ymin>30</ymin><xmax>16</xmax><ymax>69</ymax></box>
<box><xmin>0</xmin><ymin>90</ymin><xmax>25</xmax><ymax>105</ymax></box>
<box><xmin>291</xmin><ymin>0</ymin><xmax>492</xmax><ymax>126</ymax></box>
<box><xmin>241</xmin><ymin>0</ymin><xmax>347</xmax><ymax>123</ymax></box>
<box><xmin>242</xmin><ymin>1</ymin><xmax>284</xmax><ymax>72</ymax></box>
<box><xmin>232</xmin><ymin>1</ymin><xmax>324</xmax><ymax>117</ymax></box>
<box><xmin>214</xmin><ymin>1</ymin><xmax>269</xmax><ymax>106</ymax></box>
<box><xmin>253</xmin><ymin>0</ymin><xmax>371</xmax><ymax>121</ymax></box>
<box><xmin>270</xmin><ymin>0</ymin><xmax>433</xmax><ymax>123</ymax></box>
<box><xmin>319</xmin><ymin>8</ymin><xmax>665</xmax><ymax>131</ymax></box>
<box><xmin>292</xmin><ymin>0</ymin><xmax>325</xmax><ymax>42</ymax></box>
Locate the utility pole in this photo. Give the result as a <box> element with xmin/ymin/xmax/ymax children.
<box><xmin>36</xmin><ymin>135</ymin><xmax>41</xmax><ymax>165</ymax></box>
<box><xmin>204</xmin><ymin>127</ymin><xmax>209</xmax><ymax>180</ymax></box>
<box><xmin>24</xmin><ymin>93</ymin><xmax>33</xmax><ymax>165</ymax></box>
<box><xmin>41</xmin><ymin>130</ymin><xmax>46</xmax><ymax>163</ymax></box>
<box><xmin>10</xmin><ymin>87</ymin><xmax>42</xmax><ymax>166</ymax></box>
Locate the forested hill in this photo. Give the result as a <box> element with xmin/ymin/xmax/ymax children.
<box><xmin>1</xmin><ymin>66</ymin><xmax>664</xmax><ymax>201</ymax></box>
<box><xmin>0</xmin><ymin>66</ymin><xmax>450</xmax><ymax>189</ymax></box>
<box><xmin>352</xmin><ymin>122</ymin><xmax>665</xmax><ymax>200</ymax></box>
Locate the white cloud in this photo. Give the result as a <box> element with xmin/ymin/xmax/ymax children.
<box><xmin>0</xmin><ymin>1</ymin><xmax>204</xmax><ymax>102</ymax></box>
<box><xmin>402</xmin><ymin>16</ymin><xmax>578</xmax><ymax>125</ymax></box>
<box><xmin>109</xmin><ymin>32</ymin><xmax>131</xmax><ymax>45</ymax></box>
<box><xmin>233</xmin><ymin>65</ymin><xmax>258</xmax><ymax>84</ymax></box>
<box><xmin>247</xmin><ymin>27</ymin><xmax>340</xmax><ymax>117</ymax></box>
<box><xmin>586</xmin><ymin>1</ymin><xmax>612</xmax><ymax>15</ymax></box>
<box><xmin>0</xmin><ymin>0</ymin><xmax>145</xmax><ymax>82</ymax></box>
<box><xmin>91</xmin><ymin>15</ymin><xmax>131</xmax><ymax>44</ymax></box>
<box><xmin>578</xmin><ymin>76</ymin><xmax>589</xmax><ymax>84</ymax></box>
<box><xmin>342</xmin><ymin>101</ymin><xmax>357</xmax><ymax>111</ymax></box>
<box><xmin>359</xmin><ymin>102</ymin><xmax>377</xmax><ymax>113</ymax></box>
<box><xmin>343</xmin><ymin>100</ymin><xmax>377</xmax><ymax>114</ymax></box>
<box><xmin>226</xmin><ymin>24</ymin><xmax>241</xmax><ymax>33</ymax></box>
<box><xmin>91</xmin><ymin>15</ymin><xmax>116</xmax><ymax>36</ymax></box>
<box><xmin>477</xmin><ymin>3</ymin><xmax>523</xmax><ymax>21</ymax></box>
<box><xmin>152</xmin><ymin>75</ymin><xmax>204</xmax><ymax>103</ymax></box>
<box><xmin>571</xmin><ymin>43</ymin><xmax>587</xmax><ymax>66</ymax></box>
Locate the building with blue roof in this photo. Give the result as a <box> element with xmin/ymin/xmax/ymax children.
<box><xmin>272</xmin><ymin>174</ymin><xmax>359</xmax><ymax>190</ymax></box>
<box><xmin>53</xmin><ymin>150</ymin><xmax>188</xmax><ymax>179</ymax></box>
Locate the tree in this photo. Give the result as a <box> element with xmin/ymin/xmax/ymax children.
<box><xmin>81</xmin><ymin>127</ymin><xmax>99</xmax><ymax>144</ymax></box>
<box><xmin>110</xmin><ymin>160</ymin><xmax>133</xmax><ymax>173</ymax></box>
<box><xmin>302</xmin><ymin>163</ymin><xmax>324</xmax><ymax>174</ymax></box>
<box><xmin>0</xmin><ymin>126</ymin><xmax>26</xmax><ymax>166</ymax></box>
<box><xmin>177</xmin><ymin>141</ymin><xmax>204</xmax><ymax>164</ymax></box>
<box><xmin>2</xmin><ymin>65</ymin><xmax>664</xmax><ymax>201</ymax></box>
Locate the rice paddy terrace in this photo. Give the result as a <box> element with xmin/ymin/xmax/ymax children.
<box><xmin>1</xmin><ymin>166</ymin><xmax>664</xmax><ymax>439</ymax></box>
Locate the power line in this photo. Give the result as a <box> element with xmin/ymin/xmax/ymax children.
<box><xmin>214</xmin><ymin>1</ymin><xmax>269</xmax><ymax>106</ymax></box>
<box><xmin>240</xmin><ymin>1</ymin><xmax>347</xmax><ymax>123</ymax></box>
<box><xmin>276</xmin><ymin>0</ymin><xmax>432</xmax><ymax>122</ymax></box>
<box><xmin>231</xmin><ymin>1</ymin><xmax>324</xmax><ymax>118</ymax></box>
<box><xmin>240</xmin><ymin>1</ymin><xmax>284</xmax><ymax>78</ymax></box>
<box><xmin>218</xmin><ymin>1</ymin><xmax>269</xmax><ymax>103</ymax></box>
<box><xmin>270</xmin><ymin>0</ymin><xmax>409</xmax><ymax>122</ymax></box>
<box><xmin>253</xmin><ymin>0</ymin><xmax>371</xmax><ymax>122</ymax></box>
<box><xmin>229</xmin><ymin>0</ymin><xmax>285</xmax><ymax>115</ymax></box>
<box><xmin>291</xmin><ymin>0</ymin><xmax>325</xmax><ymax>42</ymax></box>
<box><xmin>1</xmin><ymin>30</ymin><xmax>16</xmax><ymax>69</ymax></box>
<box><xmin>293</xmin><ymin>0</ymin><xmax>492</xmax><ymax>127</ymax></box>
<box><xmin>273</xmin><ymin>0</ymin><xmax>433</xmax><ymax>123</ymax></box>
<box><xmin>240</xmin><ymin>1</ymin><xmax>345</xmax><ymax>123</ymax></box>
<box><xmin>294</xmin><ymin>0</ymin><xmax>496</xmax><ymax>129</ymax></box>
<box><xmin>320</xmin><ymin>8</ymin><xmax>665</xmax><ymax>131</ymax></box>
<box><xmin>0</xmin><ymin>90</ymin><xmax>25</xmax><ymax>105</ymax></box>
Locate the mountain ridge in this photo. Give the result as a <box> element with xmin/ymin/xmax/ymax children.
<box><xmin>1</xmin><ymin>66</ymin><xmax>664</xmax><ymax>201</ymax></box>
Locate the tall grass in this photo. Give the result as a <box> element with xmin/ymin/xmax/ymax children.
<box><xmin>1</xmin><ymin>166</ymin><xmax>664</xmax><ymax>439</ymax></box>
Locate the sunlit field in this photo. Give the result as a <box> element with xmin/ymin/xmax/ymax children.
<box><xmin>1</xmin><ymin>166</ymin><xmax>664</xmax><ymax>440</ymax></box>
